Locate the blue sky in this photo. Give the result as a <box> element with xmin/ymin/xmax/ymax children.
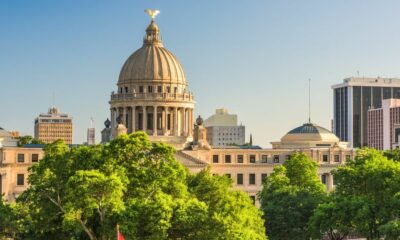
<box><xmin>1</xmin><ymin>1</ymin><xmax>400</xmax><ymax>146</ymax></box>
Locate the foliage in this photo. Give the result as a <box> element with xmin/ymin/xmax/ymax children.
<box><xmin>16</xmin><ymin>135</ymin><xmax>45</xmax><ymax>147</ymax></box>
<box><xmin>11</xmin><ymin>132</ymin><xmax>265</xmax><ymax>240</ymax></box>
<box><xmin>332</xmin><ymin>148</ymin><xmax>400</xmax><ymax>239</ymax></box>
<box><xmin>259</xmin><ymin>152</ymin><xmax>326</xmax><ymax>240</ymax></box>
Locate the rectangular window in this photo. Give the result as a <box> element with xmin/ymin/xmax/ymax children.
<box><xmin>334</xmin><ymin>155</ymin><xmax>340</xmax><ymax>162</ymax></box>
<box><xmin>17</xmin><ymin>154</ymin><xmax>25</xmax><ymax>163</ymax></box>
<box><xmin>174</xmin><ymin>87</ymin><xmax>177</xmax><ymax>93</ymax></box>
<box><xmin>225</xmin><ymin>155</ymin><xmax>231</xmax><ymax>163</ymax></box>
<box><xmin>17</xmin><ymin>174</ymin><xmax>24</xmax><ymax>186</ymax></box>
<box><xmin>249</xmin><ymin>173</ymin><xmax>256</xmax><ymax>185</ymax></box>
<box><xmin>323</xmin><ymin>155</ymin><xmax>329</xmax><ymax>162</ymax></box>
<box><xmin>237</xmin><ymin>173</ymin><xmax>243</xmax><ymax>185</ymax></box>
<box><xmin>31</xmin><ymin>154</ymin><xmax>39</xmax><ymax>163</ymax></box>
<box><xmin>250</xmin><ymin>195</ymin><xmax>256</xmax><ymax>205</ymax></box>
<box><xmin>157</xmin><ymin>86</ymin><xmax>162</xmax><ymax>93</ymax></box>
<box><xmin>249</xmin><ymin>155</ymin><xmax>256</xmax><ymax>163</ymax></box>
<box><xmin>261</xmin><ymin>155</ymin><xmax>268</xmax><ymax>163</ymax></box>
<box><xmin>273</xmin><ymin>155</ymin><xmax>280</xmax><ymax>163</ymax></box>
<box><xmin>124</xmin><ymin>86</ymin><xmax>128</xmax><ymax>93</ymax></box>
<box><xmin>212</xmin><ymin>155</ymin><xmax>219</xmax><ymax>163</ymax></box>
<box><xmin>237</xmin><ymin>154</ymin><xmax>244</xmax><ymax>163</ymax></box>
<box><xmin>321</xmin><ymin>174</ymin><xmax>327</xmax><ymax>184</ymax></box>
<box><xmin>139</xmin><ymin>86</ymin><xmax>144</xmax><ymax>93</ymax></box>
<box><xmin>148</xmin><ymin>86</ymin><xmax>153</xmax><ymax>93</ymax></box>
<box><xmin>167</xmin><ymin>86</ymin><xmax>171</xmax><ymax>93</ymax></box>
<box><xmin>261</xmin><ymin>173</ymin><xmax>268</xmax><ymax>184</ymax></box>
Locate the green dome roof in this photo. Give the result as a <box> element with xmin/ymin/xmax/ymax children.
<box><xmin>287</xmin><ymin>123</ymin><xmax>331</xmax><ymax>134</ymax></box>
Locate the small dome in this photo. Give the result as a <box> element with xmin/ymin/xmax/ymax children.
<box><xmin>281</xmin><ymin>123</ymin><xmax>339</xmax><ymax>143</ymax></box>
<box><xmin>118</xmin><ymin>20</ymin><xmax>186</xmax><ymax>85</ymax></box>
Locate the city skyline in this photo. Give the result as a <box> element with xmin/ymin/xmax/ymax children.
<box><xmin>2</xmin><ymin>1</ymin><xmax>400</xmax><ymax>146</ymax></box>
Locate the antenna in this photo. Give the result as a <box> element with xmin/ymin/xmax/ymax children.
<box><xmin>357</xmin><ymin>70</ymin><xmax>360</xmax><ymax>77</ymax></box>
<box><xmin>308</xmin><ymin>78</ymin><xmax>311</xmax><ymax>123</ymax></box>
<box><xmin>90</xmin><ymin>116</ymin><xmax>94</xmax><ymax>128</ymax></box>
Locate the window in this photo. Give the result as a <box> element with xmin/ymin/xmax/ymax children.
<box><xmin>261</xmin><ymin>155</ymin><xmax>268</xmax><ymax>163</ymax></box>
<box><xmin>321</xmin><ymin>174</ymin><xmax>327</xmax><ymax>184</ymax></box>
<box><xmin>139</xmin><ymin>86</ymin><xmax>144</xmax><ymax>93</ymax></box>
<box><xmin>273</xmin><ymin>155</ymin><xmax>280</xmax><ymax>163</ymax></box>
<box><xmin>225</xmin><ymin>174</ymin><xmax>231</xmax><ymax>179</ymax></box>
<box><xmin>17</xmin><ymin>154</ymin><xmax>25</xmax><ymax>163</ymax></box>
<box><xmin>334</xmin><ymin>155</ymin><xmax>340</xmax><ymax>162</ymax></box>
<box><xmin>249</xmin><ymin>174</ymin><xmax>256</xmax><ymax>185</ymax></box>
<box><xmin>261</xmin><ymin>173</ymin><xmax>268</xmax><ymax>184</ymax></box>
<box><xmin>148</xmin><ymin>86</ymin><xmax>153</xmax><ymax>93</ymax></box>
<box><xmin>286</xmin><ymin>155</ymin><xmax>291</xmax><ymax>160</ymax></box>
<box><xmin>225</xmin><ymin>155</ymin><xmax>231</xmax><ymax>163</ymax></box>
<box><xmin>17</xmin><ymin>174</ymin><xmax>24</xmax><ymax>186</ymax></box>
<box><xmin>212</xmin><ymin>155</ymin><xmax>219</xmax><ymax>163</ymax></box>
<box><xmin>125</xmin><ymin>86</ymin><xmax>128</xmax><ymax>93</ymax></box>
<box><xmin>31</xmin><ymin>154</ymin><xmax>39</xmax><ymax>163</ymax></box>
<box><xmin>249</xmin><ymin>155</ymin><xmax>256</xmax><ymax>163</ymax></box>
<box><xmin>157</xmin><ymin>86</ymin><xmax>162</xmax><ymax>93</ymax></box>
<box><xmin>167</xmin><ymin>86</ymin><xmax>171</xmax><ymax>93</ymax></box>
<box><xmin>250</xmin><ymin>195</ymin><xmax>256</xmax><ymax>205</ymax></box>
<box><xmin>237</xmin><ymin>173</ymin><xmax>243</xmax><ymax>185</ymax></box>
<box><xmin>323</xmin><ymin>155</ymin><xmax>329</xmax><ymax>162</ymax></box>
<box><xmin>237</xmin><ymin>155</ymin><xmax>244</xmax><ymax>163</ymax></box>
<box><xmin>174</xmin><ymin>87</ymin><xmax>177</xmax><ymax>93</ymax></box>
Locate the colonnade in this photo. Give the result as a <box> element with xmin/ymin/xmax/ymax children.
<box><xmin>110</xmin><ymin>106</ymin><xmax>194</xmax><ymax>137</ymax></box>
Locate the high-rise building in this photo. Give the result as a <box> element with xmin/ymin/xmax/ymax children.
<box><xmin>332</xmin><ymin>77</ymin><xmax>400</xmax><ymax>148</ymax></box>
<box><xmin>87</xmin><ymin>118</ymin><xmax>95</xmax><ymax>145</ymax></box>
<box><xmin>367</xmin><ymin>99</ymin><xmax>400</xmax><ymax>150</ymax></box>
<box><xmin>34</xmin><ymin>107</ymin><xmax>73</xmax><ymax>144</ymax></box>
<box><xmin>204</xmin><ymin>108</ymin><xmax>245</xmax><ymax>146</ymax></box>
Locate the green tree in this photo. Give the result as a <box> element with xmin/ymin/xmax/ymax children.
<box><xmin>17</xmin><ymin>132</ymin><xmax>265</xmax><ymax>240</ymax></box>
<box><xmin>259</xmin><ymin>152</ymin><xmax>326</xmax><ymax>240</ymax></box>
<box><xmin>16</xmin><ymin>135</ymin><xmax>45</xmax><ymax>146</ymax></box>
<box><xmin>333</xmin><ymin>148</ymin><xmax>400</xmax><ymax>239</ymax></box>
<box><xmin>308</xmin><ymin>195</ymin><xmax>362</xmax><ymax>240</ymax></box>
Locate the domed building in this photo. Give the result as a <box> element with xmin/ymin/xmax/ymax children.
<box><xmin>109</xmin><ymin>15</ymin><xmax>194</xmax><ymax>148</ymax></box>
<box><xmin>271</xmin><ymin>122</ymin><xmax>349</xmax><ymax>149</ymax></box>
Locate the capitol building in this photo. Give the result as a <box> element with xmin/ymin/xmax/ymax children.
<box><xmin>104</xmin><ymin>12</ymin><xmax>355</xmax><ymax>204</ymax></box>
<box><xmin>0</xmin><ymin>11</ymin><xmax>355</xmax><ymax>204</ymax></box>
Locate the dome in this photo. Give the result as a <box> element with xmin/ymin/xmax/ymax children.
<box><xmin>281</xmin><ymin>123</ymin><xmax>339</xmax><ymax>143</ymax></box>
<box><xmin>118</xmin><ymin>20</ymin><xmax>186</xmax><ymax>85</ymax></box>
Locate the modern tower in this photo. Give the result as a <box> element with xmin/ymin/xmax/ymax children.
<box><xmin>109</xmin><ymin>10</ymin><xmax>195</xmax><ymax>148</ymax></box>
<box><xmin>34</xmin><ymin>107</ymin><xmax>73</xmax><ymax>144</ymax></box>
<box><xmin>87</xmin><ymin>117</ymin><xmax>95</xmax><ymax>145</ymax></box>
<box><xmin>332</xmin><ymin>77</ymin><xmax>400</xmax><ymax>148</ymax></box>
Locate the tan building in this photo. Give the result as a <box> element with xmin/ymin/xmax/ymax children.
<box><xmin>34</xmin><ymin>107</ymin><xmax>73</xmax><ymax>144</ymax></box>
<box><xmin>0</xmin><ymin>127</ymin><xmax>44</xmax><ymax>202</ymax></box>
<box><xmin>109</xmin><ymin>15</ymin><xmax>194</xmax><ymax>149</ymax></box>
<box><xmin>204</xmin><ymin>108</ymin><xmax>245</xmax><ymax>146</ymax></box>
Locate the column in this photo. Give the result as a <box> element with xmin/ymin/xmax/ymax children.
<box><xmin>143</xmin><ymin>106</ymin><xmax>147</xmax><ymax>133</ymax></box>
<box><xmin>189</xmin><ymin>108</ymin><xmax>193</xmax><ymax>136</ymax></box>
<box><xmin>122</xmin><ymin>107</ymin><xmax>127</xmax><ymax>126</ymax></box>
<box><xmin>174</xmin><ymin>107</ymin><xmax>178</xmax><ymax>136</ymax></box>
<box><xmin>328</xmin><ymin>174</ymin><xmax>334</xmax><ymax>190</ymax></box>
<box><xmin>111</xmin><ymin>108</ymin><xmax>115</xmax><ymax>129</ymax></box>
<box><xmin>162</xmin><ymin>107</ymin><xmax>167</xmax><ymax>135</ymax></box>
<box><xmin>153</xmin><ymin>106</ymin><xmax>158</xmax><ymax>136</ymax></box>
<box><xmin>131</xmin><ymin>106</ymin><xmax>136</xmax><ymax>133</ymax></box>
<box><xmin>181</xmin><ymin>108</ymin><xmax>186</xmax><ymax>136</ymax></box>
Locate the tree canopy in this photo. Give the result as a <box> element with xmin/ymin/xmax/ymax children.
<box><xmin>7</xmin><ymin>132</ymin><xmax>266</xmax><ymax>240</ymax></box>
<box><xmin>259</xmin><ymin>152</ymin><xmax>326</xmax><ymax>240</ymax></box>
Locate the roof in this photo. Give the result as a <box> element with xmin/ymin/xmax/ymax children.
<box><xmin>287</xmin><ymin>123</ymin><xmax>331</xmax><ymax>134</ymax></box>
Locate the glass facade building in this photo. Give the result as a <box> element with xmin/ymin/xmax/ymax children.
<box><xmin>332</xmin><ymin>77</ymin><xmax>400</xmax><ymax>148</ymax></box>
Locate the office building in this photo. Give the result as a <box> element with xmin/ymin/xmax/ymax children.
<box><xmin>34</xmin><ymin>107</ymin><xmax>73</xmax><ymax>144</ymax></box>
<box><xmin>332</xmin><ymin>77</ymin><xmax>400</xmax><ymax>148</ymax></box>
<box><xmin>204</xmin><ymin>108</ymin><xmax>245</xmax><ymax>146</ymax></box>
<box><xmin>368</xmin><ymin>99</ymin><xmax>400</xmax><ymax>150</ymax></box>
